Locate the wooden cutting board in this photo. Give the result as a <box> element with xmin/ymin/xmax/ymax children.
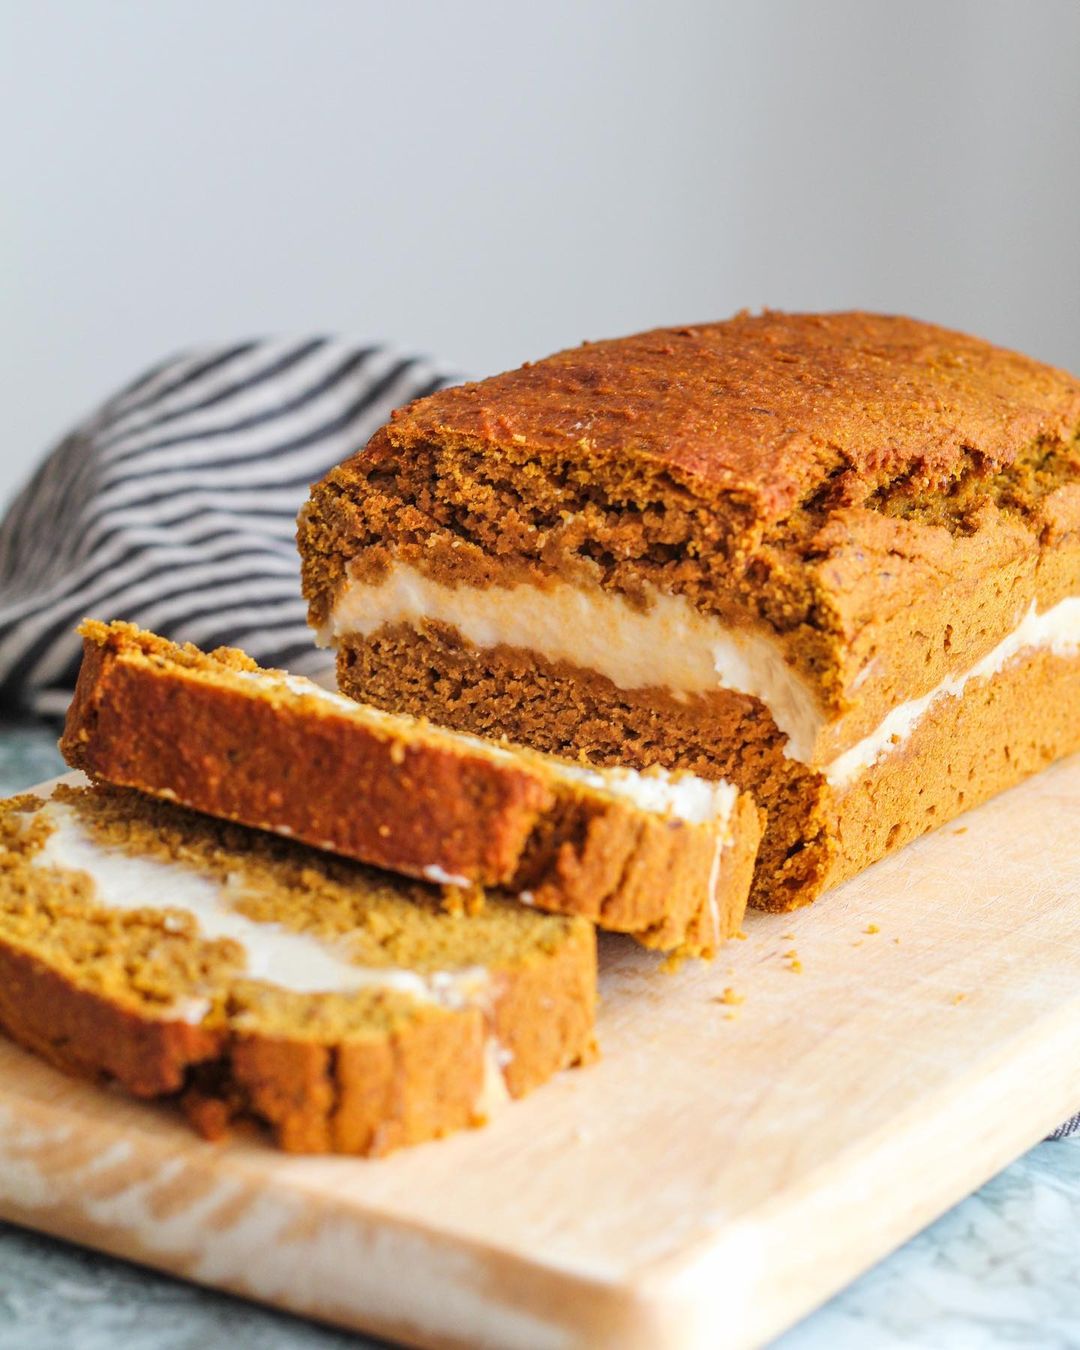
<box><xmin>1</xmin><ymin>759</ymin><xmax>1079</xmax><ymax>1350</ymax></box>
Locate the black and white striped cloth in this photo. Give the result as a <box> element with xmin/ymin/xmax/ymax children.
<box><xmin>1047</xmin><ymin>1112</ymin><xmax>1080</xmax><ymax>1140</ymax></box>
<box><xmin>0</xmin><ymin>337</ymin><xmax>463</xmax><ymax>718</ymax></box>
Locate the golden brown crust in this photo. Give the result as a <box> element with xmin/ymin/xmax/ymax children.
<box><xmin>0</xmin><ymin>935</ymin><xmax>595</xmax><ymax>1156</ymax></box>
<box><xmin>0</xmin><ymin>939</ymin><xmax>224</xmax><ymax>1096</ymax></box>
<box><xmin>62</xmin><ymin>621</ymin><xmax>757</xmax><ymax>955</ymax></box>
<box><xmin>190</xmin><ymin>925</ymin><xmax>599</xmax><ymax>1155</ymax></box>
<box><xmin>381</xmin><ymin>312</ymin><xmax>1080</xmax><ymax>522</ymax></box>
<box><xmin>63</xmin><ymin>620</ymin><xmax>553</xmax><ymax>886</ymax></box>
<box><xmin>0</xmin><ymin>787</ymin><xmax>598</xmax><ymax>1155</ymax></box>
<box><xmin>510</xmin><ymin>781</ymin><xmax>759</xmax><ymax>951</ymax></box>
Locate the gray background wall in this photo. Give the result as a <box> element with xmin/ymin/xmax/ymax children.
<box><xmin>3</xmin><ymin>0</ymin><xmax>1079</xmax><ymax>507</ymax></box>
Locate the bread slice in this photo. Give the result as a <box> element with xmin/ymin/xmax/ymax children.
<box><xmin>0</xmin><ymin>781</ymin><xmax>596</xmax><ymax>1154</ymax></box>
<box><xmin>62</xmin><ymin>621</ymin><xmax>760</xmax><ymax>956</ymax></box>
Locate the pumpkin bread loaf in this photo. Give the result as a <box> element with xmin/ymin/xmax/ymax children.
<box><xmin>298</xmin><ymin>311</ymin><xmax>1080</xmax><ymax>911</ymax></box>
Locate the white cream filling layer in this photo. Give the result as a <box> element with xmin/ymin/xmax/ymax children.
<box><xmin>325</xmin><ymin>565</ymin><xmax>826</xmax><ymax>761</ymax></box>
<box><xmin>31</xmin><ymin>801</ymin><xmax>491</xmax><ymax>1011</ymax></box>
<box><xmin>546</xmin><ymin>761</ymin><xmax>738</xmax><ymax>826</ymax></box>
<box><xmin>327</xmin><ymin>566</ymin><xmax>1080</xmax><ymax>790</ymax></box>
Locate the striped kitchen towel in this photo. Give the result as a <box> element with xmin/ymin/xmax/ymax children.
<box><xmin>0</xmin><ymin>337</ymin><xmax>463</xmax><ymax>718</ymax></box>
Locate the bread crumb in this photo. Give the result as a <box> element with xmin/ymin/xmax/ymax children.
<box><xmin>952</xmin><ymin>826</ymin><xmax>968</xmax><ymax>835</ymax></box>
<box><xmin>388</xmin><ymin>740</ymin><xmax>406</xmax><ymax>766</ymax></box>
<box><xmin>713</xmin><ymin>987</ymin><xmax>744</xmax><ymax>1006</ymax></box>
<box><xmin>733</xmin><ymin>930</ymin><xmax>748</xmax><ymax>941</ymax></box>
<box><xmin>440</xmin><ymin>884</ymin><xmax>486</xmax><ymax>917</ymax></box>
<box><xmin>951</xmin><ymin>992</ymin><xmax>967</xmax><ymax>1005</ymax></box>
<box><xmin>865</xmin><ymin>923</ymin><xmax>880</xmax><ymax>935</ymax></box>
<box><xmin>788</xmin><ymin>958</ymin><xmax>803</xmax><ymax>974</ymax></box>
<box><xmin>377</xmin><ymin>824</ymin><xmax>391</xmax><ymax>838</ymax></box>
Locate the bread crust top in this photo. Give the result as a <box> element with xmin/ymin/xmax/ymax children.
<box><xmin>382</xmin><ymin>311</ymin><xmax>1080</xmax><ymax>522</ymax></box>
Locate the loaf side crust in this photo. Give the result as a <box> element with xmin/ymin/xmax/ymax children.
<box><xmin>62</xmin><ymin>622</ymin><xmax>553</xmax><ymax>885</ymax></box>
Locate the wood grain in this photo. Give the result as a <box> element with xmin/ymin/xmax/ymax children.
<box><xmin>1</xmin><ymin>759</ymin><xmax>1079</xmax><ymax>1349</ymax></box>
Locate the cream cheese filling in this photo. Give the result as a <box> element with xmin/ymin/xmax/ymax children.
<box><xmin>30</xmin><ymin>800</ymin><xmax>493</xmax><ymax>1013</ymax></box>
<box><xmin>324</xmin><ymin>564</ymin><xmax>827</xmax><ymax>760</ymax></box>
<box><xmin>544</xmin><ymin>760</ymin><xmax>738</xmax><ymax>826</ymax></box>
<box><xmin>326</xmin><ymin>566</ymin><xmax>1080</xmax><ymax>791</ymax></box>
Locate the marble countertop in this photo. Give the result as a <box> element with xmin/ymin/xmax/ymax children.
<box><xmin>1</xmin><ymin>723</ymin><xmax>1078</xmax><ymax>1350</ymax></box>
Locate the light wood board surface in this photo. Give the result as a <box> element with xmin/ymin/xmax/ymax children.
<box><xmin>1</xmin><ymin>760</ymin><xmax>1079</xmax><ymax>1349</ymax></box>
